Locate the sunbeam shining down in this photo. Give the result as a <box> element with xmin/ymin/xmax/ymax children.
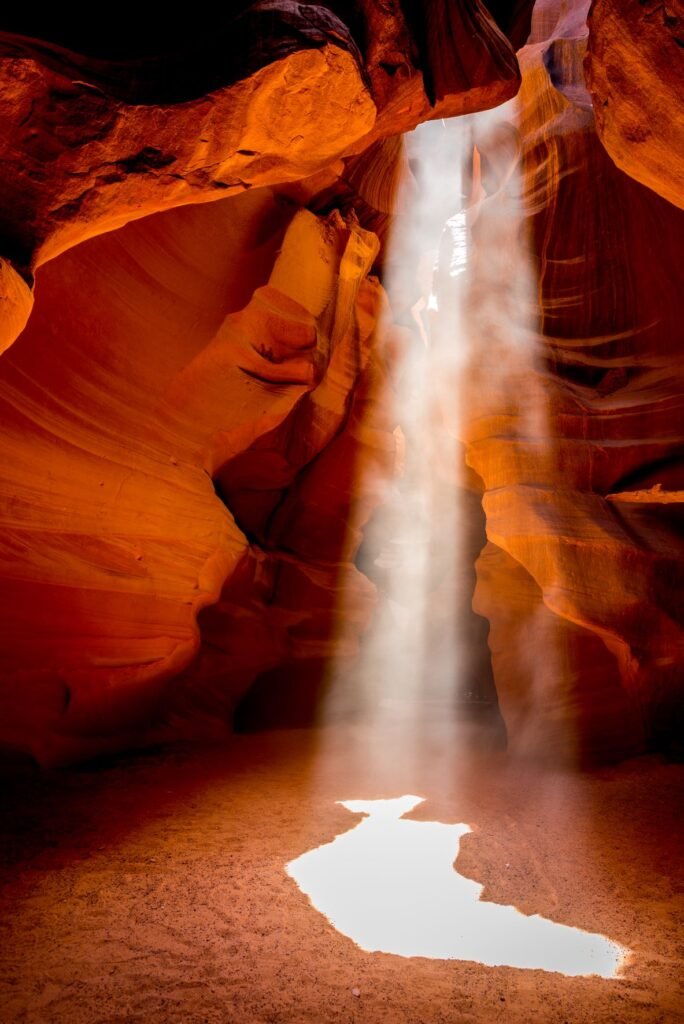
<box><xmin>287</xmin><ymin>797</ymin><xmax>628</xmax><ymax>978</ymax></box>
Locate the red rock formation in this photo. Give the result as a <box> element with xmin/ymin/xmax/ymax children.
<box><xmin>0</xmin><ymin>194</ymin><xmax>396</xmax><ymax>763</ymax></box>
<box><xmin>0</xmin><ymin>2</ymin><xmax>524</xmax><ymax>355</ymax></box>
<box><xmin>0</xmin><ymin>13</ymin><xmax>373</xmax><ymax>279</ymax></box>
<box><xmin>0</xmin><ymin>4</ymin><xmax>528</xmax><ymax>763</ymax></box>
<box><xmin>585</xmin><ymin>0</ymin><xmax>684</xmax><ymax>210</ymax></box>
<box><xmin>0</xmin><ymin>258</ymin><xmax>32</xmax><ymax>355</ymax></box>
<box><xmin>1</xmin><ymin>0</ymin><xmax>682</xmax><ymax>767</ymax></box>
<box><xmin>459</xmin><ymin>0</ymin><xmax>684</xmax><ymax>763</ymax></box>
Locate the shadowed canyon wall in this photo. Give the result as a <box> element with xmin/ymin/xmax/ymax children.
<box><xmin>0</xmin><ymin>0</ymin><xmax>682</xmax><ymax>765</ymax></box>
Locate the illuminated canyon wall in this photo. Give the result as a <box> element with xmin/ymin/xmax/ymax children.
<box><xmin>0</xmin><ymin>0</ymin><xmax>682</xmax><ymax>765</ymax></box>
<box><xmin>468</xmin><ymin>0</ymin><xmax>684</xmax><ymax>763</ymax></box>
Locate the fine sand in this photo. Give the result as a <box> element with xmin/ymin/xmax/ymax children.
<box><xmin>1</xmin><ymin>724</ymin><xmax>683</xmax><ymax>1024</ymax></box>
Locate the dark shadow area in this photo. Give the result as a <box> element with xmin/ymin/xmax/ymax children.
<box><xmin>0</xmin><ymin>4</ymin><xmax>362</xmax><ymax>104</ymax></box>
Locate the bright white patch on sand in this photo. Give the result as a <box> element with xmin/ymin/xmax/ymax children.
<box><xmin>287</xmin><ymin>796</ymin><xmax>627</xmax><ymax>978</ymax></box>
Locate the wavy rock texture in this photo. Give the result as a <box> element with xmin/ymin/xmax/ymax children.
<box><xmin>0</xmin><ymin>3</ymin><xmax>530</xmax><ymax>763</ymax></box>
<box><xmin>586</xmin><ymin>0</ymin><xmax>684</xmax><ymax>210</ymax></box>
<box><xmin>0</xmin><ymin>11</ymin><xmax>374</xmax><ymax>268</ymax></box>
<box><xmin>460</xmin><ymin>0</ymin><xmax>684</xmax><ymax>763</ymax></box>
<box><xmin>0</xmin><ymin>1</ymin><xmax>524</xmax><ymax>355</ymax></box>
<box><xmin>353</xmin><ymin>0</ymin><xmax>524</xmax><ymax>143</ymax></box>
<box><xmin>1</xmin><ymin>0</ymin><xmax>682</xmax><ymax>767</ymax></box>
<box><xmin>0</xmin><ymin>193</ymin><xmax>397</xmax><ymax>764</ymax></box>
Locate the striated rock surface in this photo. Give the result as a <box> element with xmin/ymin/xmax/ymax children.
<box><xmin>586</xmin><ymin>0</ymin><xmax>684</xmax><ymax>210</ymax></box>
<box><xmin>1</xmin><ymin>0</ymin><xmax>683</xmax><ymax>767</ymax></box>
<box><xmin>354</xmin><ymin>0</ymin><xmax>523</xmax><ymax>137</ymax></box>
<box><xmin>0</xmin><ymin>2</ymin><xmax>524</xmax><ymax>355</ymax></box>
<box><xmin>459</xmin><ymin>0</ymin><xmax>684</xmax><ymax>763</ymax></box>
<box><xmin>0</xmin><ymin>10</ymin><xmax>374</xmax><ymax>269</ymax></box>
<box><xmin>0</xmin><ymin>193</ymin><xmax>397</xmax><ymax>764</ymax></box>
<box><xmin>0</xmin><ymin>4</ymin><xmax>530</xmax><ymax>762</ymax></box>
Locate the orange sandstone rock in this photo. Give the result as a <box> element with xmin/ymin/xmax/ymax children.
<box><xmin>0</xmin><ymin>258</ymin><xmax>32</xmax><ymax>355</ymax></box>
<box><xmin>0</xmin><ymin>3</ymin><xmax>529</xmax><ymax>763</ymax></box>
<box><xmin>4</xmin><ymin>1</ymin><xmax>682</xmax><ymax>768</ymax></box>
<box><xmin>0</xmin><ymin>2</ymin><xmax>526</xmax><ymax>355</ymax></box>
<box><xmin>458</xmin><ymin>0</ymin><xmax>684</xmax><ymax>762</ymax></box>
<box><xmin>586</xmin><ymin>0</ymin><xmax>684</xmax><ymax>210</ymax></box>
<box><xmin>0</xmin><ymin>195</ymin><xmax>387</xmax><ymax>763</ymax></box>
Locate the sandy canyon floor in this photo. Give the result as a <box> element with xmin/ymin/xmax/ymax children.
<box><xmin>1</xmin><ymin>723</ymin><xmax>683</xmax><ymax>1024</ymax></box>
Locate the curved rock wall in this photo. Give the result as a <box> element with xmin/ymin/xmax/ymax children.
<box><xmin>0</xmin><ymin>0</ymin><xmax>682</xmax><ymax>765</ymax></box>
<box><xmin>465</xmin><ymin>0</ymin><xmax>684</xmax><ymax>763</ymax></box>
<box><xmin>586</xmin><ymin>0</ymin><xmax>684</xmax><ymax>211</ymax></box>
<box><xmin>0</xmin><ymin>192</ymin><xmax>397</xmax><ymax>763</ymax></box>
<box><xmin>0</xmin><ymin>1</ymin><xmax>524</xmax><ymax>354</ymax></box>
<box><xmin>0</xmin><ymin>2</ymin><xmax>528</xmax><ymax>762</ymax></box>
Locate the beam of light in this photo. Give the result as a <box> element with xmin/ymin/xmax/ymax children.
<box><xmin>322</xmin><ymin>103</ymin><xmax>537</xmax><ymax>748</ymax></box>
<box><xmin>286</xmin><ymin>797</ymin><xmax>629</xmax><ymax>978</ymax></box>
<box><xmin>296</xmin><ymin>100</ymin><xmax>628</xmax><ymax>983</ymax></box>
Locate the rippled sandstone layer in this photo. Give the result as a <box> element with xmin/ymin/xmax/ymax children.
<box><xmin>0</xmin><ymin>0</ymin><xmax>682</xmax><ymax>765</ymax></box>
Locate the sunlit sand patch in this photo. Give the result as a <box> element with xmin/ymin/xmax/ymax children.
<box><xmin>287</xmin><ymin>796</ymin><xmax>628</xmax><ymax>978</ymax></box>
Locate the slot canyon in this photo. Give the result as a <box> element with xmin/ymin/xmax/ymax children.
<box><xmin>0</xmin><ymin>2</ymin><xmax>682</xmax><ymax>1021</ymax></box>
